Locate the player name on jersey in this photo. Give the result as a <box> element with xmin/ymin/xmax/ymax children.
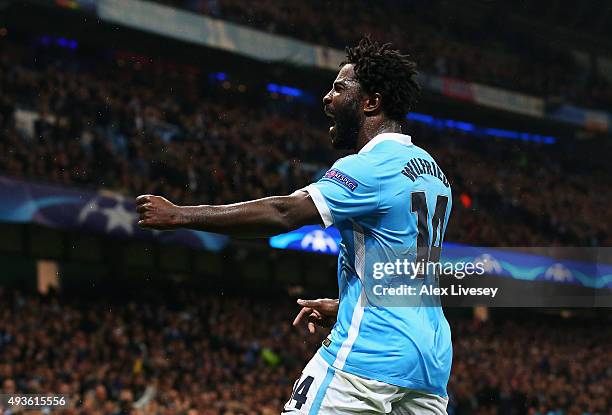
<box><xmin>401</xmin><ymin>158</ymin><xmax>449</xmax><ymax>187</ymax></box>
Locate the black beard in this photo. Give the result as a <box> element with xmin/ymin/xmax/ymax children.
<box><xmin>330</xmin><ymin>101</ymin><xmax>361</xmax><ymax>150</ymax></box>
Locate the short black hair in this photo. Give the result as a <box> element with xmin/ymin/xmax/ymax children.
<box><xmin>343</xmin><ymin>37</ymin><xmax>420</xmax><ymax>121</ymax></box>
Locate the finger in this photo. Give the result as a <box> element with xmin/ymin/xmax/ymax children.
<box><xmin>138</xmin><ymin>219</ymin><xmax>152</xmax><ymax>228</ymax></box>
<box><xmin>136</xmin><ymin>204</ymin><xmax>149</xmax><ymax>213</ymax></box>
<box><xmin>310</xmin><ymin>310</ymin><xmax>322</xmax><ymax>319</ymax></box>
<box><xmin>292</xmin><ymin>307</ymin><xmax>312</xmax><ymax>326</ymax></box>
<box><xmin>307</xmin><ymin>322</ymin><xmax>316</xmax><ymax>334</ymax></box>
<box><xmin>297</xmin><ymin>299</ymin><xmax>321</xmax><ymax>308</ymax></box>
<box><xmin>135</xmin><ymin>195</ymin><xmax>152</xmax><ymax>204</ymax></box>
<box><xmin>308</xmin><ymin>313</ymin><xmax>325</xmax><ymax>326</ymax></box>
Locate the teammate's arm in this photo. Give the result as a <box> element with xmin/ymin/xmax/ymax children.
<box><xmin>135</xmin><ymin>191</ymin><xmax>322</xmax><ymax>237</ymax></box>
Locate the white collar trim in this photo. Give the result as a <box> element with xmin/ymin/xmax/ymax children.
<box><xmin>358</xmin><ymin>132</ymin><xmax>413</xmax><ymax>154</ymax></box>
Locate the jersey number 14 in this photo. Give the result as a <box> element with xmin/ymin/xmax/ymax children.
<box><xmin>411</xmin><ymin>192</ymin><xmax>449</xmax><ymax>267</ymax></box>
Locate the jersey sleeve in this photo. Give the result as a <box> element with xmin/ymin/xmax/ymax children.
<box><xmin>304</xmin><ymin>155</ymin><xmax>380</xmax><ymax>228</ymax></box>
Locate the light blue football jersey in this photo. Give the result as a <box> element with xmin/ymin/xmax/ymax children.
<box><xmin>304</xmin><ymin>132</ymin><xmax>453</xmax><ymax>398</ymax></box>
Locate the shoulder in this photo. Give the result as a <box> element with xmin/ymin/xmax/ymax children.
<box><xmin>332</xmin><ymin>153</ymin><xmax>375</xmax><ymax>169</ymax></box>
<box><xmin>328</xmin><ymin>153</ymin><xmax>378</xmax><ymax>180</ymax></box>
<box><xmin>404</xmin><ymin>144</ymin><xmax>431</xmax><ymax>159</ymax></box>
<box><xmin>319</xmin><ymin>154</ymin><xmax>379</xmax><ymax>193</ymax></box>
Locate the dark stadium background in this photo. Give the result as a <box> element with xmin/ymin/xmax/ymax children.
<box><xmin>0</xmin><ymin>1</ymin><xmax>610</xmax><ymax>414</ymax></box>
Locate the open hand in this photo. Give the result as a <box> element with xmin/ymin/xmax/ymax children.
<box><xmin>135</xmin><ymin>194</ymin><xmax>183</xmax><ymax>230</ymax></box>
<box><xmin>292</xmin><ymin>298</ymin><xmax>339</xmax><ymax>334</ymax></box>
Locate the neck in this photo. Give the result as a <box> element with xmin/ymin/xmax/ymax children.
<box><xmin>356</xmin><ymin>117</ymin><xmax>402</xmax><ymax>152</ymax></box>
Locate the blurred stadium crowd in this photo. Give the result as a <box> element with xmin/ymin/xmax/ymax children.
<box><xmin>158</xmin><ymin>0</ymin><xmax>612</xmax><ymax>110</ymax></box>
<box><xmin>0</xmin><ymin>289</ymin><xmax>609</xmax><ymax>415</ymax></box>
<box><xmin>0</xmin><ymin>40</ymin><xmax>609</xmax><ymax>246</ymax></box>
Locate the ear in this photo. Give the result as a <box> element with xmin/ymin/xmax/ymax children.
<box><xmin>363</xmin><ymin>93</ymin><xmax>382</xmax><ymax>115</ymax></box>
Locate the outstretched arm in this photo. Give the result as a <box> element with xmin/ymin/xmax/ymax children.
<box><xmin>135</xmin><ymin>190</ymin><xmax>322</xmax><ymax>237</ymax></box>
